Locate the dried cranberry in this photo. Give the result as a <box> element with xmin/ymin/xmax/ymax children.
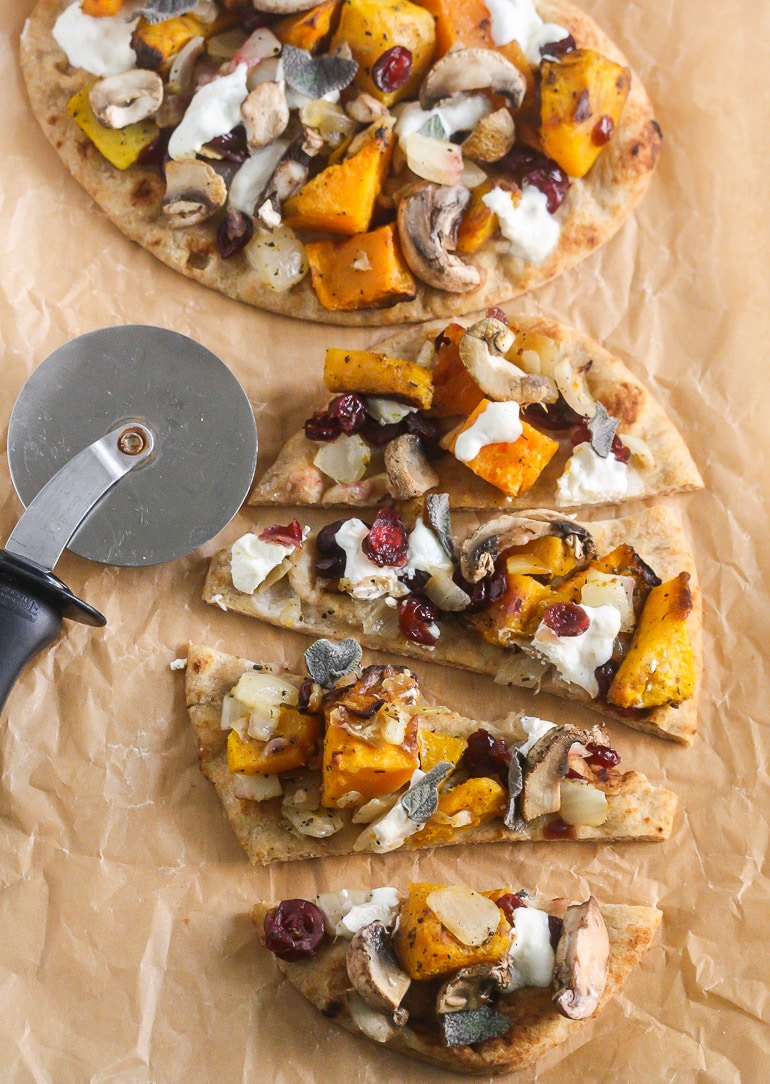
<box><xmin>259</xmin><ymin>519</ymin><xmax>303</xmax><ymax>548</ymax></box>
<box><xmin>548</xmin><ymin>914</ymin><xmax>564</xmax><ymax>950</ymax></box>
<box><xmin>454</xmin><ymin>568</ymin><xmax>505</xmax><ymax>614</ymax></box>
<box><xmin>400</xmin><ymin>568</ymin><xmax>430</xmax><ymax>594</ymax></box>
<box><xmin>238</xmin><ymin>8</ymin><xmax>272</xmax><ymax>34</ymax></box>
<box><xmin>573</xmin><ymin>89</ymin><xmax>592</xmax><ymax>123</ymax></box>
<box><xmin>500</xmin><ymin>146</ymin><xmax>571</xmax><ymax>214</ymax></box>
<box><xmin>594</xmin><ymin>659</ymin><xmax>620</xmax><ymax>700</ymax></box>
<box><xmin>316</xmin><ymin>520</ymin><xmax>346</xmax><ymax>556</ymax></box>
<box><xmin>207</xmin><ymin>125</ymin><xmax>249</xmax><ymax>164</ymax></box>
<box><xmin>540</xmin><ymin>33</ymin><xmax>576</xmax><ymax>60</ymax></box>
<box><xmin>542</xmin><ymin>601</ymin><xmax>590</xmax><ymax>637</ymax></box>
<box><xmin>217</xmin><ymin>209</ymin><xmax>254</xmax><ymax>260</ymax></box>
<box><xmin>459</xmin><ymin>729</ymin><xmax>512</xmax><ymax>786</ymax></box>
<box><xmin>362</xmin><ymin>509</ymin><xmax>409</xmax><ymax>568</ymax></box>
<box><xmin>486</xmin><ymin>306</ymin><xmax>508</xmax><ymax>325</ymax></box>
<box><xmin>398</xmin><ymin>596</ymin><xmax>439</xmax><ymax>646</ymax></box>
<box><xmin>304</xmin><ymin>412</ymin><xmax>340</xmax><ymax>442</ymax></box>
<box><xmin>592</xmin><ymin>114</ymin><xmax>615</xmax><ymax>147</ymax></box>
<box><xmin>571</xmin><ymin>421</ymin><xmax>630</xmax><ymax>462</ymax></box>
<box><xmin>405</xmin><ymin>412</ymin><xmax>442</xmax><ymax>451</ymax></box>
<box><xmin>264</xmin><ymin>899</ymin><xmax>326</xmax><ymax>961</ymax></box>
<box><xmin>523</xmin><ymin>398</ymin><xmax>583</xmax><ymax>432</ymax></box>
<box><xmin>487</xmin><ymin>569</ymin><xmax>507</xmax><ymax>605</ymax></box>
<box><xmin>585</xmin><ymin>742</ymin><xmax>621</xmax><ymax>769</ymax></box>
<box><xmin>328</xmin><ymin>393</ymin><xmax>367</xmax><ymax>434</ymax></box>
<box><xmin>136</xmin><ymin>127</ymin><xmax>171</xmax><ymax>168</ymax></box>
<box><xmin>360</xmin><ymin>417</ymin><xmax>406</xmax><ymax>446</ymax></box>
<box><xmin>372</xmin><ymin>45</ymin><xmax>413</xmax><ymax>93</ymax></box>
<box><xmin>298</xmin><ymin>679</ymin><xmax>314</xmax><ymax>710</ymax></box>
<box><xmin>315</xmin><ymin>554</ymin><xmax>346</xmax><ymax>579</ymax></box>
<box><xmin>495</xmin><ymin>893</ymin><xmax>526</xmax><ymax>924</ymax></box>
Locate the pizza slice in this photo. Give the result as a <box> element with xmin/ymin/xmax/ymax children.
<box><xmin>249</xmin><ymin>313</ymin><xmax>702</xmax><ymax>511</ymax></box>
<box><xmin>203</xmin><ymin>504</ymin><xmax>702</xmax><ymax>743</ymax></box>
<box><xmin>184</xmin><ymin>638</ymin><xmax>676</xmax><ymax>864</ymax></box>
<box><xmin>251</xmin><ymin>881</ymin><xmax>662</xmax><ymax>1074</ymax></box>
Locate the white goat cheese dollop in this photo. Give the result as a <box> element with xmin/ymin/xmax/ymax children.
<box><xmin>455</xmin><ymin>400</ymin><xmax>523</xmax><ymax>462</ymax></box>
<box><xmin>53</xmin><ymin>3</ymin><xmax>138</xmax><ymax>77</ymax></box>
<box><xmin>169</xmin><ymin>64</ymin><xmax>249</xmax><ymax>161</ymax></box>
<box><xmin>482</xmin><ymin>185</ymin><xmax>561</xmax><ymax>264</ymax></box>
<box><xmin>557</xmin><ymin>442</ymin><xmax>629</xmax><ymax>504</ymax></box>
<box><xmin>533</xmin><ymin>604</ymin><xmax>621</xmax><ymax>697</ymax></box>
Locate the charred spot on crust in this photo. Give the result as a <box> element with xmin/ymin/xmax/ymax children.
<box><xmin>321</xmin><ymin>999</ymin><xmax>344</xmax><ymax>1018</ymax></box>
<box><xmin>186</xmin><ymin>248</ymin><xmax>213</xmax><ymax>271</ymax></box>
<box><xmin>130</xmin><ymin>177</ymin><xmax>158</xmax><ymax>207</ymax></box>
<box><xmin>599</xmin><ymin>382</ymin><xmax>644</xmax><ymax>427</ymax></box>
<box><xmin>192</xmin><ymin>658</ymin><xmax>203</xmax><ymax>673</ymax></box>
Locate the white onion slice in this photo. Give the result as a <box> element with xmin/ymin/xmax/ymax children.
<box><xmin>426</xmin><ymin>886</ymin><xmax>501</xmax><ymax>946</ymax></box>
<box><xmin>404</xmin><ymin>132</ymin><xmax>463</xmax><ymax>185</ymax></box>
<box><xmin>559</xmin><ymin>779</ymin><xmax>610</xmax><ymax>826</ymax></box>
<box><xmin>232</xmin><ymin>772</ymin><xmax>283</xmax><ymax>802</ymax></box>
<box><xmin>246</xmin><ymin>226</ymin><xmax>309</xmax><ymax>292</ymax></box>
<box><xmin>313</xmin><ymin>433</ymin><xmax>372</xmax><ymax>484</ymax></box>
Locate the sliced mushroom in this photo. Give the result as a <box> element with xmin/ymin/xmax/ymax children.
<box><xmin>384</xmin><ymin>433</ymin><xmax>440</xmax><ymax>500</ymax></box>
<box><xmin>520</xmin><ymin>725</ymin><xmax>588</xmax><ymax>822</ymax></box>
<box><xmin>89</xmin><ymin>70</ymin><xmax>163</xmax><ymax>129</ymax></box>
<box><xmin>552</xmin><ymin>896</ymin><xmax>610</xmax><ymax>1020</ymax></box>
<box><xmin>419</xmin><ymin>49</ymin><xmax>526</xmax><ymax>110</ymax></box>
<box><xmin>256</xmin><ymin>156</ymin><xmax>308</xmax><ymax>229</ymax></box>
<box><xmin>345</xmin><ymin>91</ymin><xmax>390</xmax><ymax>125</ymax></box>
<box><xmin>347</xmin><ymin>992</ymin><xmax>404</xmax><ymax>1042</ymax></box>
<box><xmin>167</xmin><ymin>34</ymin><xmax>204</xmax><ymax>96</ymax></box>
<box><xmin>162</xmin><ymin>159</ymin><xmax>227</xmax><ymax>228</ymax></box>
<box><xmin>462</xmin><ymin>108</ymin><xmax>516</xmax><ymax>163</ymax></box>
<box><xmin>241</xmin><ymin>80</ymin><xmax>290</xmax><ymax>151</ymax></box>
<box><xmin>459</xmin><ymin>511</ymin><xmax>598</xmax><ymax>583</ymax></box>
<box><xmin>459</xmin><ymin>318</ymin><xmax>558</xmax><ymax>406</ymax></box>
<box><xmin>436</xmin><ymin>961</ymin><xmax>512</xmax><ymax>1014</ymax></box>
<box><xmin>397</xmin><ymin>182</ymin><xmax>481</xmax><ymax>293</ymax></box>
<box><xmin>346</xmin><ymin>921</ymin><xmax>411</xmax><ymax>1016</ymax></box>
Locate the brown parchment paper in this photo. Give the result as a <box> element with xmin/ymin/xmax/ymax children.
<box><xmin>1</xmin><ymin>2</ymin><xmax>769</xmax><ymax>1081</ymax></box>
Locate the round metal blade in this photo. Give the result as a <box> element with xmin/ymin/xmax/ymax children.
<box><xmin>8</xmin><ymin>326</ymin><xmax>257</xmax><ymax>567</ymax></box>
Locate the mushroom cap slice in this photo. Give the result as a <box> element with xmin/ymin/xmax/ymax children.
<box><xmin>552</xmin><ymin>896</ymin><xmax>610</xmax><ymax>1020</ymax></box>
<box><xmin>458</xmin><ymin>511</ymin><xmax>598</xmax><ymax>583</ymax></box>
<box><xmin>346</xmin><ymin>921</ymin><xmax>412</xmax><ymax>1016</ymax></box>
<box><xmin>88</xmin><ymin>70</ymin><xmax>163</xmax><ymax>130</ymax></box>
<box><xmin>462</xmin><ymin>108</ymin><xmax>516</xmax><ymax>163</ymax></box>
<box><xmin>162</xmin><ymin>159</ymin><xmax>227</xmax><ymax>228</ymax></box>
<box><xmin>436</xmin><ymin>961</ymin><xmax>513</xmax><ymax>1014</ymax></box>
<box><xmin>397</xmin><ymin>182</ymin><xmax>482</xmax><ymax>294</ymax></box>
<box><xmin>241</xmin><ymin>81</ymin><xmax>290</xmax><ymax>151</ymax></box>
<box><xmin>419</xmin><ymin>48</ymin><xmax>527</xmax><ymax>110</ymax></box>
<box><xmin>519</xmin><ymin>725</ymin><xmax>584</xmax><ymax>823</ymax></box>
<box><xmin>459</xmin><ymin>318</ymin><xmax>558</xmax><ymax>406</ymax></box>
<box><xmin>384</xmin><ymin>433</ymin><xmax>440</xmax><ymax>500</ymax></box>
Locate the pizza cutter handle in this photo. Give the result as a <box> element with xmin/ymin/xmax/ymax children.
<box><xmin>0</xmin><ymin>551</ymin><xmax>105</xmax><ymax>714</ymax></box>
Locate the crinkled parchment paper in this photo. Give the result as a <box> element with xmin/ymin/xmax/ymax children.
<box><xmin>1</xmin><ymin>2</ymin><xmax>769</xmax><ymax>1081</ymax></box>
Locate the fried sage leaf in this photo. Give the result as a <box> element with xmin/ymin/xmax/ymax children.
<box><xmin>137</xmin><ymin>0</ymin><xmax>199</xmax><ymax>23</ymax></box>
<box><xmin>588</xmin><ymin>403</ymin><xmax>619</xmax><ymax>458</ymax></box>
<box><xmin>440</xmin><ymin>1005</ymin><xmax>511</xmax><ymax>1047</ymax></box>
<box><xmin>400</xmin><ymin>760</ymin><xmax>454</xmax><ymax>823</ymax></box>
<box><xmin>304</xmin><ymin>637</ymin><xmax>362</xmax><ymax>689</ymax></box>
<box><xmin>281</xmin><ymin>45</ymin><xmax>358</xmax><ymax>100</ymax></box>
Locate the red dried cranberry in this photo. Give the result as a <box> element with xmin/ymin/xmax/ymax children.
<box><xmin>360</xmin><ymin>417</ymin><xmax>406</xmax><ymax>446</ymax></box>
<box><xmin>585</xmin><ymin>742</ymin><xmax>621</xmax><ymax>769</ymax></box>
<box><xmin>571</xmin><ymin>421</ymin><xmax>630</xmax><ymax>463</ymax></box>
<box><xmin>304</xmin><ymin>411</ymin><xmax>340</xmax><ymax>442</ymax></box>
<box><xmin>405</xmin><ymin>412</ymin><xmax>442</xmax><ymax>451</ymax></box>
<box><xmin>315</xmin><ymin>554</ymin><xmax>346</xmax><ymax>579</ymax></box>
<box><xmin>264</xmin><ymin>899</ymin><xmax>326</xmax><ymax>961</ymax></box>
<box><xmin>328</xmin><ymin>393</ymin><xmax>367</xmax><ymax>434</ymax></box>
<box><xmin>362</xmin><ymin>509</ymin><xmax>409</xmax><ymax>568</ymax></box>
<box><xmin>495</xmin><ymin>893</ymin><xmax>526</xmax><ymax>924</ymax></box>
<box><xmin>573</xmin><ymin>89</ymin><xmax>592</xmax><ymax>123</ymax></box>
<box><xmin>136</xmin><ymin>127</ymin><xmax>172</xmax><ymax>168</ymax></box>
<box><xmin>486</xmin><ymin>306</ymin><xmax>508</xmax><ymax>325</ymax></box>
<box><xmin>372</xmin><ymin>45</ymin><xmax>413</xmax><ymax>93</ymax></box>
<box><xmin>316</xmin><ymin>521</ymin><xmax>346</xmax><ymax>556</ymax></box>
<box><xmin>398</xmin><ymin>596</ymin><xmax>439</xmax><ymax>646</ymax></box>
<box><xmin>542</xmin><ymin>602</ymin><xmax>590</xmax><ymax>637</ymax></box>
<box><xmin>594</xmin><ymin>659</ymin><xmax>620</xmax><ymax>700</ymax></box>
<box><xmin>543</xmin><ymin>817</ymin><xmax>575</xmax><ymax>839</ymax></box>
<box><xmin>297</xmin><ymin>679</ymin><xmax>314</xmax><ymax>710</ymax></box>
<box><xmin>500</xmin><ymin>146</ymin><xmax>571</xmax><ymax>214</ymax></box>
<box><xmin>523</xmin><ymin>398</ymin><xmax>584</xmax><ymax>432</ymax></box>
<box><xmin>487</xmin><ymin>568</ymin><xmax>507</xmax><ymax>605</ymax></box>
<box><xmin>400</xmin><ymin>568</ymin><xmax>430</xmax><ymax>594</ymax></box>
<box><xmin>453</xmin><ymin>571</ymin><xmax>490</xmax><ymax>614</ymax></box>
<box><xmin>217</xmin><ymin>209</ymin><xmax>254</xmax><ymax>260</ymax></box>
<box><xmin>459</xmin><ymin>729</ymin><xmax>512</xmax><ymax>786</ymax></box>
<box><xmin>592</xmin><ymin>114</ymin><xmax>615</xmax><ymax>146</ymax></box>
<box><xmin>207</xmin><ymin>125</ymin><xmax>249</xmax><ymax>164</ymax></box>
<box><xmin>548</xmin><ymin>914</ymin><xmax>564</xmax><ymax>950</ymax></box>
<box><xmin>259</xmin><ymin>519</ymin><xmax>303</xmax><ymax>548</ymax></box>
<box><xmin>540</xmin><ymin>33</ymin><xmax>576</xmax><ymax>60</ymax></box>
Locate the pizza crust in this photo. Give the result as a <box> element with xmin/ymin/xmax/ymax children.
<box><xmin>250</xmin><ymin>896</ymin><xmax>662</xmax><ymax>1075</ymax></box>
<box><xmin>21</xmin><ymin>0</ymin><xmax>661</xmax><ymax>326</ymax></box>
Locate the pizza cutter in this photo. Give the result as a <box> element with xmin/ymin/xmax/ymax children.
<box><xmin>0</xmin><ymin>325</ymin><xmax>257</xmax><ymax>712</ymax></box>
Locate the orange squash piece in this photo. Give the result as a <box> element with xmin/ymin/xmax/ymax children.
<box><xmin>321</xmin><ymin>716</ymin><xmax>419</xmax><ymax>807</ymax></box>
<box><xmin>466</xmin><ymin>571</ymin><xmax>554</xmax><ymax>645</ymax></box>
<box><xmin>274</xmin><ymin>0</ymin><xmax>340</xmax><ymax>53</ymax></box>
<box><xmin>226</xmin><ymin>708</ymin><xmax>323</xmax><ymax>776</ymax></box>
<box><xmin>415</xmin><ymin>0</ymin><xmax>531</xmax><ymax>87</ymax></box>
<box><xmin>412</xmin><ymin>777</ymin><xmax>507</xmax><ymax>846</ymax></box>
<box><xmin>283</xmin><ymin>123</ymin><xmax>394</xmax><ymax>235</ymax></box>
<box><xmin>83</xmin><ymin>0</ymin><xmax>124</xmax><ymax>15</ymax></box>
<box><xmin>324</xmin><ymin>346</ymin><xmax>433</xmax><ymax>408</ymax></box>
<box><xmin>305</xmin><ymin>223</ymin><xmax>416</xmax><ymax>311</ymax></box>
<box><xmin>430</xmin><ymin>322</ymin><xmax>485</xmax><ymax>417</ymax></box>
<box><xmin>450</xmin><ymin>399</ymin><xmax>559</xmax><ymax>497</ymax></box>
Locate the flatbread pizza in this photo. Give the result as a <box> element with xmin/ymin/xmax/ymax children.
<box><xmin>22</xmin><ymin>0</ymin><xmax>662</xmax><ymax>325</ymax></box>
<box><xmin>251</xmin><ymin>882</ymin><xmax>662</xmax><ymax>1074</ymax></box>
<box><xmin>203</xmin><ymin>505</ymin><xmax>701</xmax><ymax>743</ymax></box>
<box><xmin>185</xmin><ymin>639</ymin><xmax>677</xmax><ymax>864</ymax></box>
<box><xmin>250</xmin><ymin>312</ymin><xmax>702</xmax><ymax>510</ymax></box>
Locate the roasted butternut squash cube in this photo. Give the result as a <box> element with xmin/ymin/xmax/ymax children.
<box><xmin>322</xmin><ymin>716</ymin><xmax>419</xmax><ymax>807</ymax></box>
<box><xmin>393</xmin><ymin>882</ymin><xmax>511</xmax><ymax>979</ymax></box>
<box><xmin>226</xmin><ymin>708</ymin><xmax>323</xmax><ymax>775</ymax></box>
<box><xmin>430</xmin><ymin>322</ymin><xmax>485</xmax><ymax>417</ymax></box>
<box><xmin>331</xmin><ymin>0</ymin><xmax>436</xmax><ymax>106</ymax></box>
<box><xmin>505</xmin><ymin>536</ymin><xmax>577</xmax><ymax>579</ymax></box>
<box><xmin>412</xmin><ymin>777</ymin><xmax>507</xmax><ymax>846</ymax></box>
<box><xmin>415</xmin><ymin>0</ymin><xmax>531</xmax><ymax>86</ymax></box>
<box><xmin>589</xmin><ymin>544</ymin><xmax>660</xmax><ymax>617</ymax></box>
<box><xmin>131</xmin><ymin>12</ymin><xmax>234</xmax><ymax>70</ymax></box>
<box><xmin>306</xmin><ymin>223</ymin><xmax>416</xmax><ymax>312</ymax></box>
<box><xmin>450</xmin><ymin>400</ymin><xmax>559</xmax><ymax>497</ymax></box>
<box><xmin>466</xmin><ymin>571</ymin><xmax>554</xmax><ymax>645</ymax></box>
<box><xmin>417</xmin><ymin>729</ymin><xmax>467</xmax><ymax>772</ymax></box>
<box><xmin>83</xmin><ymin>0</ymin><xmax>124</xmax><ymax>15</ymax></box>
<box><xmin>274</xmin><ymin>0</ymin><xmax>340</xmax><ymax>52</ymax></box>
<box><xmin>457</xmin><ymin>179</ymin><xmax>516</xmax><ymax>255</ymax></box>
<box><xmin>324</xmin><ymin>347</ymin><xmax>433</xmax><ymax>408</ymax></box>
<box><xmin>67</xmin><ymin>85</ymin><xmax>158</xmax><ymax>170</ymax></box>
<box><xmin>608</xmin><ymin>573</ymin><xmax>695</xmax><ymax>710</ymax></box>
<box><xmin>540</xmin><ymin>49</ymin><xmax>631</xmax><ymax>178</ymax></box>
<box><xmin>283</xmin><ymin>122</ymin><xmax>394</xmax><ymax>235</ymax></box>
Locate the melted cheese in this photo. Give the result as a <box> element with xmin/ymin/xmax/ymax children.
<box><xmin>404</xmin><ymin>520</ymin><xmax>453</xmax><ymax>576</ymax></box>
<box><xmin>485</xmin><ymin>0</ymin><xmax>570</xmax><ymax>65</ymax></box>
<box><xmin>53</xmin><ymin>2</ymin><xmax>138</xmax><ymax>77</ymax></box>
<box><xmin>335</xmin><ymin>520</ymin><xmax>408</xmax><ymax>601</ymax></box>
<box><xmin>556</xmin><ymin>442</ymin><xmax>629</xmax><ymax>504</ymax></box>
<box><xmin>482</xmin><ymin>185</ymin><xmax>561</xmax><ymax>264</ymax></box>
<box><xmin>230</xmin><ymin>532</ymin><xmax>296</xmax><ymax>594</ymax></box>
<box><xmin>454</xmin><ymin>400</ymin><xmax>523</xmax><ymax>462</ymax></box>
<box><xmin>533</xmin><ymin>604</ymin><xmax>621</xmax><ymax>697</ymax></box>
<box><xmin>518</xmin><ymin>715</ymin><xmax>556</xmax><ymax>756</ymax></box>
<box><xmin>168</xmin><ymin>64</ymin><xmax>249</xmax><ymax>161</ymax></box>
<box><xmin>506</xmin><ymin>906</ymin><xmax>555</xmax><ymax>989</ymax></box>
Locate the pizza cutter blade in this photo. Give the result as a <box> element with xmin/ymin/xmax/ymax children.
<box><xmin>0</xmin><ymin>325</ymin><xmax>257</xmax><ymax>712</ymax></box>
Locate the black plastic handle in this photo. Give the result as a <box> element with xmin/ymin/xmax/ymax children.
<box><xmin>0</xmin><ymin>551</ymin><xmax>105</xmax><ymax>714</ymax></box>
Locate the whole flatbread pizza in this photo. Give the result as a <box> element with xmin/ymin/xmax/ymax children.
<box><xmin>22</xmin><ymin>0</ymin><xmax>662</xmax><ymax>325</ymax></box>
<box><xmin>251</xmin><ymin>884</ymin><xmax>662</xmax><ymax>1074</ymax></box>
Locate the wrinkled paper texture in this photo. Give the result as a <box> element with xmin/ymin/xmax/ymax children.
<box><xmin>1</xmin><ymin>2</ymin><xmax>769</xmax><ymax>1081</ymax></box>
